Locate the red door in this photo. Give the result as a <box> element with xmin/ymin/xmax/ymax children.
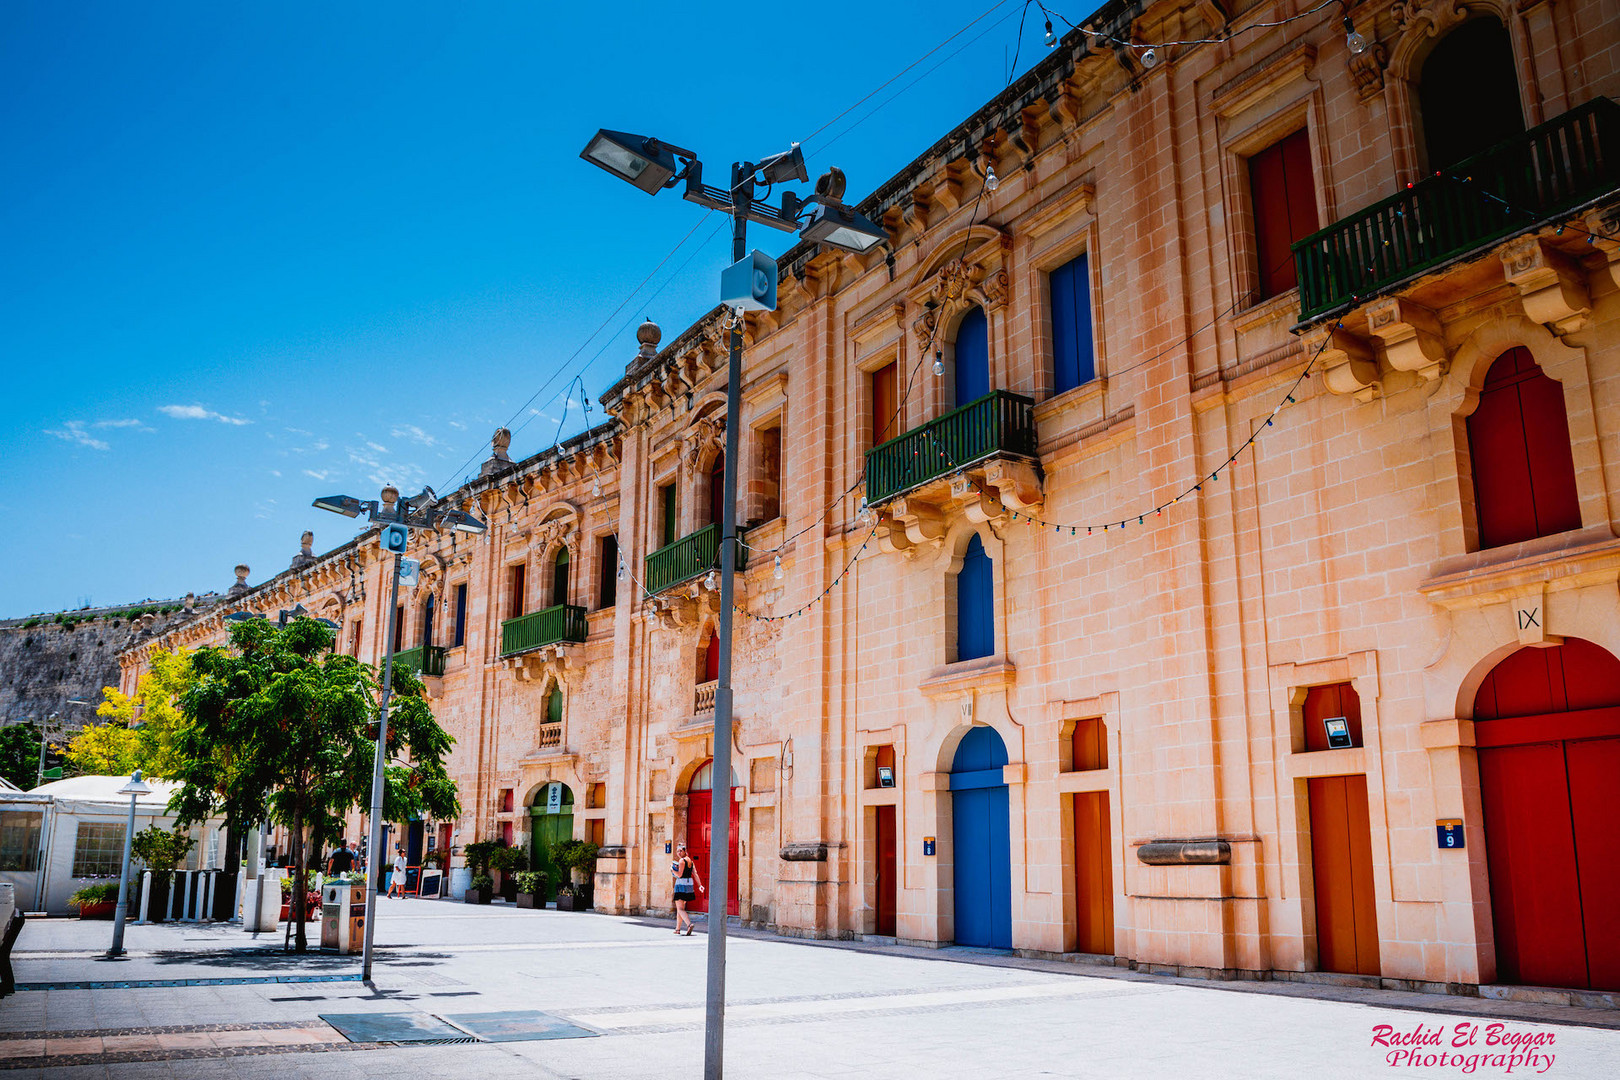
<box><xmin>875</xmin><ymin>805</ymin><xmax>897</xmax><ymax>936</ymax></box>
<box><xmin>1476</xmin><ymin>639</ymin><xmax>1620</xmax><ymax>991</ymax></box>
<box><xmin>686</xmin><ymin>788</ymin><xmax>740</xmax><ymax>916</ymax></box>
<box><xmin>1307</xmin><ymin>775</ymin><xmax>1381</xmax><ymax>975</ymax></box>
<box><xmin>1072</xmin><ymin>792</ymin><xmax>1114</xmax><ymax>955</ymax></box>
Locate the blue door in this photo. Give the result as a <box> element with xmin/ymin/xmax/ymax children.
<box><xmin>954</xmin><ymin>306</ymin><xmax>990</xmax><ymax>407</ymax></box>
<box><xmin>951</xmin><ymin>726</ymin><xmax>1012</xmax><ymax>948</ymax></box>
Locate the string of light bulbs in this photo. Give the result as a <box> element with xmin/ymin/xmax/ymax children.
<box><xmin>1035</xmin><ymin>0</ymin><xmax>1364</xmax><ymax>71</ymax></box>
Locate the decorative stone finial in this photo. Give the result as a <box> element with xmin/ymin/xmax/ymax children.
<box><xmin>290</xmin><ymin>530</ymin><xmax>316</xmax><ymax>570</ymax></box>
<box><xmin>229</xmin><ymin>565</ymin><xmax>250</xmax><ymax>597</ymax></box>
<box><xmin>637</xmin><ymin>318</ymin><xmax>661</xmax><ymax>358</ymax></box>
<box><xmin>183</xmin><ymin>592</ymin><xmax>196</xmax><ymax>612</ymax></box>
<box><xmin>380</xmin><ymin>485</ymin><xmax>400</xmax><ymax>509</ymax></box>
<box><xmin>481</xmin><ymin>427</ymin><xmax>514</xmax><ymax>477</ymax></box>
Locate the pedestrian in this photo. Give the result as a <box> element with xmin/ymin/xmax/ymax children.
<box><xmin>388</xmin><ymin>845</ymin><xmax>409</xmax><ymax>899</ymax></box>
<box><xmin>326</xmin><ymin>840</ymin><xmax>354</xmax><ymax>877</ymax></box>
<box><xmin>670</xmin><ymin>843</ymin><xmax>704</xmax><ymax>935</ymax></box>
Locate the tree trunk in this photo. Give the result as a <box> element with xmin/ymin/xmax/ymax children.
<box><xmin>291</xmin><ymin>803</ymin><xmax>307</xmax><ymax>952</ymax></box>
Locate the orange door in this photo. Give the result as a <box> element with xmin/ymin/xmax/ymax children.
<box><xmin>1072</xmin><ymin>792</ymin><xmax>1114</xmax><ymax>954</ymax></box>
<box><xmin>1307</xmin><ymin>775</ymin><xmax>1380</xmax><ymax>975</ymax></box>
<box><xmin>875</xmin><ymin>805</ymin><xmax>897</xmax><ymax>936</ymax></box>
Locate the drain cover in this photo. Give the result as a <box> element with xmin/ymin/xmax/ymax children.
<box><xmin>442</xmin><ymin>1011</ymin><xmax>599</xmax><ymax>1042</ymax></box>
<box><xmin>319</xmin><ymin>1012</ymin><xmax>470</xmax><ymax>1043</ymax></box>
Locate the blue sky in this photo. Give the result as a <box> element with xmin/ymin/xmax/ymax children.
<box><xmin>0</xmin><ymin>0</ymin><xmax>1055</xmax><ymax>615</ymax></box>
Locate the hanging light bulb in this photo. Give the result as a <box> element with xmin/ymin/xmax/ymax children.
<box><xmin>857</xmin><ymin>496</ymin><xmax>871</xmax><ymax>523</ymax></box>
<box><xmin>704</xmin><ymin>568</ymin><xmax>718</xmax><ymax>590</ymax></box>
<box><xmin>617</xmin><ymin>560</ymin><xmax>626</xmax><ymax>581</ymax></box>
<box><xmin>984</xmin><ymin>163</ymin><xmax>1000</xmax><ymax>193</ymax></box>
<box><xmin>1044</xmin><ymin>19</ymin><xmax>1057</xmax><ymax>48</ymax></box>
<box><xmin>933</xmin><ymin>351</ymin><xmax>945</xmax><ymax>376</ymax></box>
<box><xmin>1140</xmin><ymin>46</ymin><xmax>1158</xmax><ymax>69</ymax></box>
<box><xmin>773</xmin><ymin>554</ymin><xmax>784</xmax><ymax>580</ymax></box>
<box><xmin>1343</xmin><ymin>17</ymin><xmax>1368</xmax><ymax>55</ymax></box>
<box><xmin>592</xmin><ymin>475</ymin><xmax>602</xmax><ymax>498</ymax></box>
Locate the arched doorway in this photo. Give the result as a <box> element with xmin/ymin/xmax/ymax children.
<box><xmin>1476</xmin><ymin>638</ymin><xmax>1620</xmax><ymax>990</ymax></box>
<box><xmin>953</xmin><ymin>305</ymin><xmax>989</xmax><ymax>407</ymax></box>
<box><xmin>1417</xmin><ymin>19</ymin><xmax>1523</xmax><ymax>171</ymax></box>
<box><xmin>529</xmin><ymin>781</ymin><xmax>574</xmax><ymax>888</ymax></box>
<box><xmin>685</xmin><ymin>759</ymin><xmax>739</xmax><ymax>915</ymax></box>
<box><xmin>950</xmin><ymin>726</ymin><xmax>1011</xmax><ymax>948</ymax></box>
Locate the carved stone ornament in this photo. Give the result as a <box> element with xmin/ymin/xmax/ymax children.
<box><xmin>684</xmin><ymin>415</ymin><xmax>725</xmax><ymax>466</ymax></box>
<box><xmin>1498</xmin><ymin>235</ymin><xmax>1591</xmax><ymax>336</ymax></box>
<box><xmin>1349</xmin><ymin>42</ymin><xmax>1389</xmax><ymax>101</ymax></box>
<box><xmin>1391</xmin><ymin>0</ymin><xmax>1468</xmax><ymax>38</ymax></box>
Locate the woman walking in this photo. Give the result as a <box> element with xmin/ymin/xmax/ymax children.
<box><xmin>670</xmin><ymin>843</ymin><xmax>705</xmax><ymax>935</ymax></box>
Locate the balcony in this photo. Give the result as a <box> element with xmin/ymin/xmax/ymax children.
<box><xmin>865</xmin><ymin>390</ymin><xmax>1039</xmax><ymax>508</ymax></box>
<box><xmin>537</xmin><ymin>722</ymin><xmax>562</xmax><ymax>751</ymax></box>
<box><xmin>644</xmin><ymin>523</ymin><xmax>748</xmax><ymax>597</ymax></box>
<box><xmin>500</xmin><ymin>604</ymin><xmax>588</xmax><ymax>658</ymax></box>
<box><xmin>694</xmin><ymin>679</ymin><xmax>717</xmax><ymax>715</ymax></box>
<box><xmin>1293</xmin><ymin>97</ymin><xmax>1620</xmax><ymax>322</ymax></box>
<box><xmin>391</xmin><ymin>645</ymin><xmax>446</xmax><ymax>678</ymax></box>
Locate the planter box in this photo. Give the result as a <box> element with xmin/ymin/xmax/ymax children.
<box><xmin>555</xmin><ymin>886</ymin><xmax>593</xmax><ymax>912</ymax></box>
<box><xmin>75</xmin><ymin>901</ymin><xmax>115</xmax><ymax>920</ymax></box>
<box><xmin>515</xmin><ymin>891</ymin><xmax>545</xmax><ymax>909</ymax></box>
<box><xmin>279</xmin><ymin>903</ymin><xmax>320</xmax><ymax>922</ymax></box>
<box><xmin>463</xmin><ymin>886</ymin><xmax>493</xmax><ymax>905</ymax></box>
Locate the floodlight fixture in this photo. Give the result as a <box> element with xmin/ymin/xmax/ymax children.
<box><xmin>440</xmin><ymin>507</ymin><xmax>489</xmax><ymax>534</ymax></box>
<box><xmin>799</xmin><ymin>199</ymin><xmax>889</xmax><ymax>253</ymax></box>
<box><xmin>580</xmin><ymin>129</ymin><xmax>689</xmax><ymax>195</ymax></box>
<box><xmin>312</xmin><ymin>494</ymin><xmax>364</xmax><ymax>517</ymax></box>
<box><xmin>755</xmin><ymin>143</ymin><xmax>807</xmax><ymax>186</ymax></box>
<box><xmin>118</xmin><ymin>769</ymin><xmax>152</xmax><ymax>797</ymax></box>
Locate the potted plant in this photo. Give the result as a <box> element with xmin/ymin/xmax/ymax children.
<box><xmin>464</xmin><ymin>873</ymin><xmax>494</xmax><ymax>905</ymax></box>
<box><xmin>68</xmin><ymin>883</ymin><xmax>121</xmax><ymax>920</ymax></box>
<box><xmin>130</xmin><ymin>826</ymin><xmax>195</xmax><ymax>923</ymax></box>
<box><xmin>489</xmin><ymin>843</ymin><xmax>528</xmax><ymax>902</ymax></box>
<box><xmin>279</xmin><ymin>880</ymin><xmax>320</xmax><ymax>921</ymax></box>
<box><xmin>552</xmin><ymin>840</ymin><xmax>599</xmax><ymax>911</ymax></box>
<box><xmin>513</xmin><ymin>870</ymin><xmax>549</xmax><ymax>909</ymax></box>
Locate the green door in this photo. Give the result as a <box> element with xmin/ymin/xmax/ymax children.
<box><xmin>528</xmin><ymin>782</ymin><xmax>575</xmax><ymax>889</ymax></box>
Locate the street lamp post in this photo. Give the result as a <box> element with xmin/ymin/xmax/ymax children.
<box><xmin>580</xmin><ymin>129</ymin><xmax>886</xmax><ymax>1079</ymax></box>
<box><xmin>107</xmin><ymin>769</ymin><xmax>152</xmax><ymax>958</ymax></box>
<box><xmin>312</xmin><ymin>484</ymin><xmax>486</xmax><ymax>982</ymax></box>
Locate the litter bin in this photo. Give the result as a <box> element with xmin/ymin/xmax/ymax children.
<box><xmin>320</xmin><ymin>880</ymin><xmax>365</xmax><ymax>953</ymax></box>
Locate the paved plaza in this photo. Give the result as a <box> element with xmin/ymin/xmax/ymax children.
<box><xmin>2</xmin><ymin>899</ymin><xmax>1618</xmax><ymax>1079</ymax></box>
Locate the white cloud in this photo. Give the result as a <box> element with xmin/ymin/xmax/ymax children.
<box><xmin>391</xmin><ymin>424</ymin><xmax>438</xmax><ymax>448</ymax></box>
<box><xmin>158</xmin><ymin>404</ymin><xmax>252</xmax><ymax>425</ymax></box>
<box><xmin>303</xmin><ymin>469</ymin><xmax>331</xmax><ymax>481</ymax></box>
<box><xmin>365</xmin><ymin>441</ymin><xmax>389</xmax><ymax>454</ymax></box>
<box><xmin>93</xmin><ymin>418</ymin><xmax>149</xmax><ymax>430</ymax></box>
<box><xmin>45</xmin><ymin>421</ymin><xmax>110</xmax><ymax>451</ymax></box>
<box><xmin>269</xmin><ymin>469</ymin><xmax>282</xmax><ymax>478</ymax></box>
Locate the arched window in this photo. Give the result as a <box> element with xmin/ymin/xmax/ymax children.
<box><xmin>420</xmin><ymin>593</ymin><xmax>435</xmax><ymax>650</ymax></box>
<box><xmin>954</xmin><ymin>305</ymin><xmax>989</xmax><ymax>407</ymax></box>
<box><xmin>551</xmin><ymin>547</ymin><xmax>570</xmax><ymax>607</ymax></box>
<box><xmin>544</xmin><ymin>686</ymin><xmax>563</xmax><ymax>726</ymax></box>
<box><xmin>954</xmin><ymin>534</ymin><xmax>994</xmax><ymax>662</ymax></box>
<box><xmin>708</xmin><ymin>455</ymin><xmax>726</xmax><ymax>526</ymax></box>
<box><xmin>1467</xmin><ymin>347</ymin><xmax>1580</xmax><ymax>549</ymax></box>
<box><xmin>1418</xmin><ymin>19</ymin><xmax>1523</xmax><ymax>172</ymax></box>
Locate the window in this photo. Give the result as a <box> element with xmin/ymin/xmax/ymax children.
<box><xmin>872</xmin><ymin>360</ymin><xmax>898</xmax><ymax>445</ymax></box>
<box><xmin>349</xmin><ymin>619</ymin><xmax>363</xmax><ymax>657</ymax></box>
<box><xmin>501</xmin><ymin>821</ymin><xmax>514</xmax><ymax>847</ymax></box>
<box><xmin>707</xmin><ymin>455</ymin><xmax>726</xmax><ymax>527</ymax></box>
<box><xmin>508</xmin><ymin>563</ymin><xmax>527</xmax><ymax>618</ymax></box>
<box><xmin>1248</xmin><ymin>128</ymin><xmax>1318</xmax><ymax>300</ymax></box>
<box><xmin>598</xmin><ymin>535</ymin><xmax>618</xmax><ymax>609</ymax></box>
<box><xmin>452</xmin><ymin>584</ymin><xmax>468</xmax><ymax>647</ymax></box>
<box><xmin>551</xmin><ymin>547</ymin><xmax>570</xmax><ymax>607</ymax></box>
<box><xmin>0</xmin><ymin>810</ymin><xmax>42</xmax><ymax>871</ymax></box>
<box><xmin>700</xmin><ymin>628</ymin><xmax>720</xmax><ymax>683</ymax></box>
<box><xmin>659</xmin><ymin>483</ymin><xmax>678</xmax><ymax>548</ymax></box>
<box><xmin>545</xmin><ymin>687</ymin><xmax>563</xmax><ymax>725</ymax></box>
<box><xmin>1303</xmin><ymin>682</ymin><xmax>1363</xmax><ymax>751</ymax></box>
<box><xmin>954</xmin><ymin>534</ymin><xmax>994</xmax><ymax>662</ymax></box>
<box><xmin>420</xmin><ymin>593</ymin><xmax>435</xmax><ymax>650</ymax></box>
<box><xmin>1467</xmin><ymin>346</ymin><xmax>1581</xmax><ymax>548</ymax></box>
<box><xmin>72</xmin><ymin>822</ymin><xmax>125</xmax><ymax>878</ymax></box>
<box><xmin>499</xmin><ymin>788</ymin><xmax>514</xmax><ymax>813</ymax></box>
<box><xmin>954</xmin><ymin>306</ymin><xmax>990</xmax><ymax>407</ymax></box>
<box><xmin>393</xmin><ymin>604</ymin><xmax>405</xmax><ymax>649</ymax></box>
<box><xmin>1049</xmin><ymin>253</ymin><xmax>1095</xmax><ymax>393</ymax></box>
<box><xmin>755</xmin><ymin>425</ymin><xmax>781</xmax><ymax>521</ymax></box>
<box><xmin>1069</xmin><ymin>718</ymin><xmax>1108</xmax><ymax>771</ymax></box>
<box><xmin>1419</xmin><ymin>19</ymin><xmax>1522</xmax><ymax>172</ymax></box>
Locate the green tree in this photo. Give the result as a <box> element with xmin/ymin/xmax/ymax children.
<box><xmin>66</xmin><ymin>649</ymin><xmax>195</xmax><ymax>778</ymax></box>
<box><xmin>170</xmin><ymin>617</ymin><xmax>458</xmax><ymax>951</ymax></box>
<box><xmin>0</xmin><ymin>722</ymin><xmax>41</xmax><ymax>790</ymax></box>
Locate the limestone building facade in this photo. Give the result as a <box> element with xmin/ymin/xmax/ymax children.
<box><xmin>122</xmin><ymin>0</ymin><xmax>1620</xmax><ymax>996</ymax></box>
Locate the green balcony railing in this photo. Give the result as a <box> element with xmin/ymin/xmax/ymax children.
<box><xmin>864</xmin><ymin>389</ymin><xmax>1038</xmax><ymax>507</ymax></box>
<box><xmin>500</xmin><ymin>604</ymin><xmax>588</xmax><ymax>657</ymax></box>
<box><xmin>1293</xmin><ymin>97</ymin><xmax>1620</xmax><ymax>321</ymax></box>
<box><xmin>644</xmin><ymin>522</ymin><xmax>749</xmax><ymax>597</ymax></box>
<box><xmin>392</xmin><ymin>645</ymin><xmax>446</xmax><ymax>678</ymax></box>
